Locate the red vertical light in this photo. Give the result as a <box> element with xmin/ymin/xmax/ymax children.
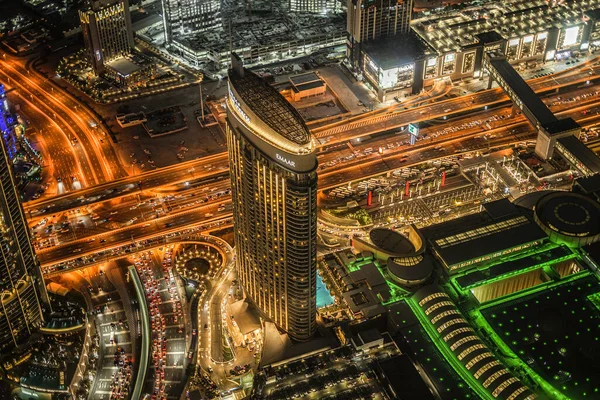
<box><xmin>367</xmin><ymin>190</ymin><xmax>372</xmax><ymax>206</ymax></box>
<box><xmin>405</xmin><ymin>181</ymin><xmax>410</xmax><ymax>197</ymax></box>
<box><xmin>442</xmin><ymin>171</ymin><xmax>446</xmax><ymax>187</ymax></box>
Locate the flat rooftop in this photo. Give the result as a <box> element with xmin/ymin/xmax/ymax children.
<box><xmin>106</xmin><ymin>57</ymin><xmax>142</xmax><ymax>76</ymax></box>
<box><xmin>421</xmin><ymin>200</ymin><xmax>548</xmax><ymax>268</ymax></box>
<box><xmin>362</xmin><ymin>31</ymin><xmax>434</xmax><ymax>70</ymax></box>
<box><xmin>557</xmin><ymin>135</ymin><xmax>600</xmax><ymax>174</ymax></box>
<box><xmin>377</xmin><ymin>355</ymin><xmax>435</xmax><ymax>400</ymax></box>
<box><xmin>349</xmin><ymin>262</ymin><xmax>387</xmax><ymax>289</ymax></box>
<box><xmin>455</xmin><ymin>245</ymin><xmax>572</xmax><ymax>289</ymax></box>
<box><xmin>173</xmin><ymin>13</ymin><xmax>345</xmax><ymax>55</ymax></box>
<box><xmin>292</xmin><ymin>80</ymin><xmax>325</xmax><ymax>92</ymax></box>
<box><xmin>289</xmin><ymin>72</ymin><xmax>321</xmax><ymax>86</ymax></box>
<box><xmin>412</xmin><ymin>0</ymin><xmax>595</xmax><ymax>53</ymax></box>
<box><xmin>543</xmin><ymin>117</ymin><xmax>580</xmax><ymax>135</ymax></box>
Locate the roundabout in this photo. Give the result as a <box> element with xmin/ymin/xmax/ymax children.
<box><xmin>174</xmin><ymin>239</ymin><xmax>229</xmax><ymax>281</ymax></box>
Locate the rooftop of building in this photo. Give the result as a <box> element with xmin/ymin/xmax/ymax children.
<box><xmin>106</xmin><ymin>57</ymin><xmax>142</xmax><ymax>77</ymax></box>
<box><xmin>377</xmin><ymin>355</ymin><xmax>436</xmax><ymax>400</ymax></box>
<box><xmin>454</xmin><ymin>245</ymin><xmax>573</xmax><ymax>289</ymax></box>
<box><xmin>557</xmin><ymin>135</ymin><xmax>600</xmax><ymax>174</ymax></box>
<box><xmin>369</xmin><ymin>228</ymin><xmax>415</xmax><ymax>254</ymax></box>
<box><xmin>412</xmin><ymin>0</ymin><xmax>598</xmax><ymax>53</ymax></box>
<box><xmin>228</xmin><ymin>54</ymin><xmax>314</xmax><ymax>148</ymax></box>
<box><xmin>349</xmin><ymin>262</ymin><xmax>388</xmax><ymax>290</ymax></box>
<box><xmin>486</xmin><ymin>53</ymin><xmax>558</xmax><ymax>127</ymax></box>
<box><xmin>362</xmin><ymin>31</ymin><xmax>434</xmax><ymax>70</ymax></box>
<box><xmin>291</xmin><ymin>80</ymin><xmax>325</xmax><ymax>93</ymax></box>
<box><xmin>420</xmin><ymin>198</ymin><xmax>547</xmax><ymax>267</ymax></box>
<box><xmin>534</xmin><ymin>191</ymin><xmax>600</xmax><ymax>238</ymax></box>
<box><xmin>543</xmin><ymin>117</ymin><xmax>581</xmax><ymax>135</ymax></box>
<box><xmin>289</xmin><ymin>72</ymin><xmax>321</xmax><ymax>86</ymax></box>
<box><xmin>172</xmin><ymin>12</ymin><xmax>345</xmax><ymax>55</ymax></box>
<box><xmin>574</xmin><ymin>173</ymin><xmax>600</xmax><ymax>194</ymax></box>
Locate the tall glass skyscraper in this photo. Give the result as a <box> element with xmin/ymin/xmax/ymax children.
<box><xmin>0</xmin><ymin>85</ymin><xmax>46</xmax><ymax>350</ymax></box>
<box><xmin>226</xmin><ymin>54</ymin><xmax>318</xmax><ymax>342</ymax></box>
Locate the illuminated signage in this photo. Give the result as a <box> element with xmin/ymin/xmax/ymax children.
<box><xmin>95</xmin><ymin>50</ymin><xmax>102</xmax><ymax>62</ymax></box>
<box><xmin>398</xmin><ymin>64</ymin><xmax>414</xmax><ymax>72</ymax></box>
<box><xmin>228</xmin><ymin>88</ymin><xmax>250</xmax><ymax>124</ymax></box>
<box><xmin>408</xmin><ymin>123</ymin><xmax>419</xmax><ymax>145</ymax></box>
<box><xmin>276</xmin><ymin>153</ymin><xmax>296</xmax><ymax>168</ymax></box>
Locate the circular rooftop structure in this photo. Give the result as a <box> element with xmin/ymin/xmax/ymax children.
<box><xmin>534</xmin><ymin>192</ymin><xmax>600</xmax><ymax>247</ymax></box>
<box><xmin>370</xmin><ymin>228</ymin><xmax>415</xmax><ymax>254</ymax></box>
<box><xmin>365</xmin><ymin>228</ymin><xmax>432</xmax><ymax>287</ymax></box>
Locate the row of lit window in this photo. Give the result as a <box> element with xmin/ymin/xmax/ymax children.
<box><xmin>450</xmin><ymin>335</ymin><xmax>480</xmax><ymax>352</ymax></box>
<box><xmin>443</xmin><ymin>327</ymin><xmax>474</xmax><ymax>342</ymax></box>
<box><xmin>492</xmin><ymin>377</ymin><xmax>519</xmax><ymax>398</ymax></box>
<box><xmin>482</xmin><ymin>369</ymin><xmax>510</xmax><ymax>390</ymax></box>
<box><xmin>436</xmin><ymin>317</ymin><xmax>465</xmax><ymax>334</ymax></box>
<box><xmin>425</xmin><ymin>301</ymin><xmax>455</xmax><ymax>316</ymax></box>
<box><xmin>458</xmin><ymin>344</ymin><xmax>486</xmax><ymax>361</ymax></box>
<box><xmin>465</xmin><ymin>352</ymin><xmax>495</xmax><ymax>370</ymax></box>
<box><xmin>435</xmin><ymin>215</ymin><xmax>529</xmax><ymax>249</ymax></box>
<box><xmin>473</xmin><ymin>360</ymin><xmax>501</xmax><ymax>379</ymax></box>
<box><xmin>418</xmin><ymin>292</ymin><xmax>448</xmax><ymax>307</ymax></box>
<box><xmin>431</xmin><ymin>309</ymin><xmax>460</xmax><ymax>325</ymax></box>
<box><xmin>506</xmin><ymin>386</ymin><xmax>531</xmax><ymax>400</ymax></box>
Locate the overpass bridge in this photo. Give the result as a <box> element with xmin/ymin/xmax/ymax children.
<box><xmin>483</xmin><ymin>51</ymin><xmax>600</xmax><ymax>176</ymax></box>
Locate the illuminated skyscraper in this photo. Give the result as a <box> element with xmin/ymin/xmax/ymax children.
<box><xmin>347</xmin><ymin>0</ymin><xmax>413</xmax><ymax>67</ymax></box>
<box><xmin>161</xmin><ymin>0</ymin><xmax>221</xmax><ymax>43</ymax></box>
<box><xmin>290</xmin><ymin>0</ymin><xmax>339</xmax><ymax>13</ymax></box>
<box><xmin>0</xmin><ymin>85</ymin><xmax>46</xmax><ymax>350</ymax></box>
<box><xmin>79</xmin><ymin>0</ymin><xmax>135</xmax><ymax>74</ymax></box>
<box><xmin>226</xmin><ymin>54</ymin><xmax>318</xmax><ymax>342</ymax></box>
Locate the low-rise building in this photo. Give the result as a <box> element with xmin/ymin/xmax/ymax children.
<box><xmin>288</xmin><ymin>72</ymin><xmax>327</xmax><ymax>102</ymax></box>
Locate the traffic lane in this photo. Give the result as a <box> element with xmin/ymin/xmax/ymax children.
<box><xmin>27</xmin><ymin>69</ymin><xmax>600</xmax><ymax>217</ymax></box>
<box><xmin>37</xmin><ymin>203</ymin><xmax>231</xmax><ymax>262</ymax></box>
<box><xmin>0</xmin><ymin>60</ymin><xmax>106</xmax><ymax>184</ymax></box>
<box><xmin>15</xmin><ymin>99</ymin><xmax>81</xmax><ymax>194</ymax></box>
<box><xmin>26</xmin><ymin>157</ymin><xmax>229</xmax><ymax>216</ymax></box>
<box><xmin>35</xmin><ymin>194</ymin><xmax>232</xmax><ymax>250</ymax></box>
<box><xmin>2</xmin><ymin>58</ymin><xmax>115</xmax><ymax>182</ymax></box>
<box><xmin>316</xmin><ymin>65</ymin><xmax>600</xmax><ymax>142</ymax></box>
<box><xmin>318</xmin><ymin>101</ymin><xmax>600</xmax><ymax>190</ymax></box>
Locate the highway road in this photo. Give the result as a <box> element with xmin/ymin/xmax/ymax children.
<box><xmin>25</xmin><ymin>64</ymin><xmax>600</xmax><ymax>221</ymax></box>
<box><xmin>34</xmin><ymin>91</ymin><xmax>600</xmax><ymax>270</ymax></box>
<box><xmin>25</xmin><ymin>153</ymin><xmax>229</xmax><ymax>217</ymax></box>
<box><xmin>0</xmin><ymin>56</ymin><xmax>126</xmax><ymax>186</ymax></box>
<box><xmin>311</xmin><ymin>57</ymin><xmax>600</xmax><ymax>143</ymax></box>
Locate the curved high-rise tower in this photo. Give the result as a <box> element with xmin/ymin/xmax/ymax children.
<box><xmin>0</xmin><ymin>84</ymin><xmax>46</xmax><ymax>350</ymax></box>
<box><xmin>226</xmin><ymin>54</ymin><xmax>318</xmax><ymax>342</ymax></box>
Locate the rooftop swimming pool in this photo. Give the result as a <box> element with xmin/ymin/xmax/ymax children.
<box><xmin>317</xmin><ymin>271</ymin><xmax>334</xmax><ymax>308</ymax></box>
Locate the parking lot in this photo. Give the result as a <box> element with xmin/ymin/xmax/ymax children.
<box><xmin>134</xmin><ymin>248</ymin><xmax>187</xmax><ymax>400</ymax></box>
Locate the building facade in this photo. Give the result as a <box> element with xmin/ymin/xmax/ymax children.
<box><xmin>226</xmin><ymin>54</ymin><xmax>318</xmax><ymax>342</ymax></box>
<box><xmin>347</xmin><ymin>0</ymin><xmax>413</xmax><ymax>67</ymax></box>
<box><xmin>79</xmin><ymin>0</ymin><xmax>135</xmax><ymax>74</ymax></box>
<box><xmin>0</xmin><ymin>85</ymin><xmax>46</xmax><ymax>350</ymax></box>
<box><xmin>350</xmin><ymin>0</ymin><xmax>600</xmax><ymax>101</ymax></box>
<box><xmin>290</xmin><ymin>0</ymin><xmax>339</xmax><ymax>13</ymax></box>
<box><xmin>161</xmin><ymin>0</ymin><xmax>221</xmax><ymax>43</ymax></box>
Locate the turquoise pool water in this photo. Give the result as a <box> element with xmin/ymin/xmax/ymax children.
<box><xmin>316</xmin><ymin>272</ymin><xmax>334</xmax><ymax>308</ymax></box>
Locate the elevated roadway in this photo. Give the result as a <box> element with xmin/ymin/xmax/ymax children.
<box><xmin>484</xmin><ymin>51</ymin><xmax>600</xmax><ymax>175</ymax></box>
